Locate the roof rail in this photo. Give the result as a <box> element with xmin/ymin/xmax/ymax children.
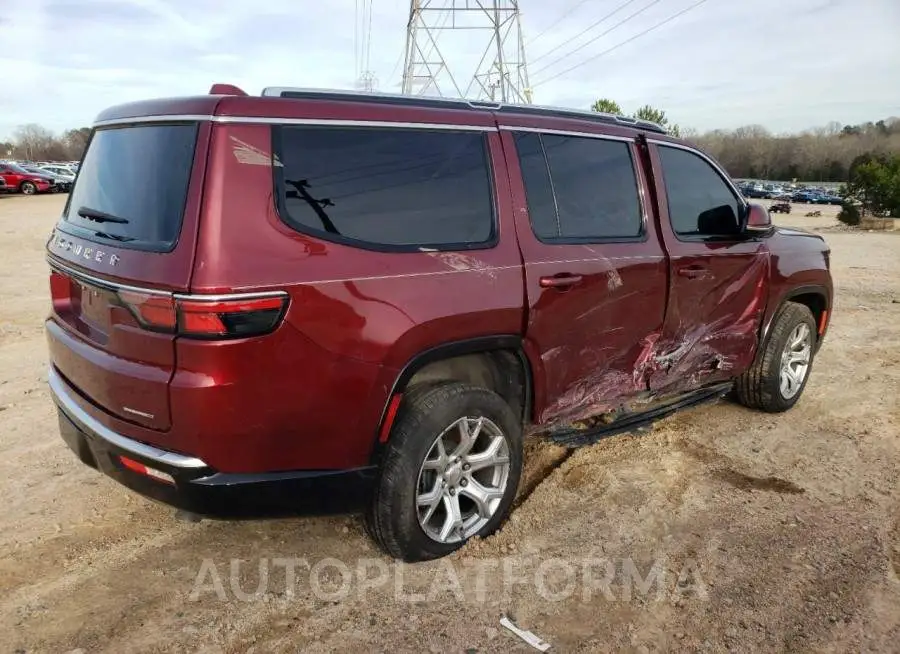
<box><xmin>259</xmin><ymin>86</ymin><xmax>667</xmax><ymax>134</ymax></box>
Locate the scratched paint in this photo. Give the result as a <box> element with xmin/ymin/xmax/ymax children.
<box><xmin>426</xmin><ymin>252</ymin><xmax>497</xmax><ymax>278</ymax></box>
<box><xmin>230</xmin><ymin>136</ymin><xmax>282</xmax><ymax>167</ymax></box>
<box><xmin>534</xmin><ymin>254</ymin><xmax>769</xmax><ymax>432</ymax></box>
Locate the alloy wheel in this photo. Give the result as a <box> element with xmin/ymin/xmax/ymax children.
<box><xmin>780</xmin><ymin>323</ymin><xmax>812</xmax><ymax>399</ymax></box>
<box><xmin>415</xmin><ymin>416</ymin><xmax>511</xmax><ymax>544</ymax></box>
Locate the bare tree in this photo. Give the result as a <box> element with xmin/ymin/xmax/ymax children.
<box><xmin>688</xmin><ymin>117</ymin><xmax>900</xmax><ymax>182</ymax></box>
<box><xmin>14</xmin><ymin>124</ymin><xmax>56</xmax><ymax>160</ymax></box>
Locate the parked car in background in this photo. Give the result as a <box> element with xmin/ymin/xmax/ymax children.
<box><xmin>791</xmin><ymin>191</ymin><xmax>819</xmax><ymax>204</ymax></box>
<box><xmin>38</xmin><ymin>165</ymin><xmax>76</xmax><ymax>191</ymax></box>
<box><xmin>20</xmin><ymin>165</ymin><xmax>71</xmax><ymax>192</ymax></box>
<box><xmin>0</xmin><ymin>161</ymin><xmax>55</xmax><ymax>195</ymax></box>
<box><xmin>769</xmin><ymin>201</ymin><xmax>791</xmax><ymax>214</ymax></box>
<box><xmin>41</xmin><ymin>164</ymin><xmax>77</xmax><ymax>179</ymax></box>
<box><xmin>743</xmin><ymin>185</ymin><xmax>769</xmax><ymax>199</ymax></box>
<box><xmin>46</xmin><ymin>84</ymin><xmax>834</xmax><ymax>561</ymax></box>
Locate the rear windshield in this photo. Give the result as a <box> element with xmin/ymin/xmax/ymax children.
<box><xmin>61</xmin><ymin>123</ymin><xmax>199</xmax><ymax>252</ymax></box>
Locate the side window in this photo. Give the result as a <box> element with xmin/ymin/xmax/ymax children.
<box><xmin>514</xmin><ymin>131</ymin><xmax>642</xmax><ymax>241</ymax></box>
<box><xmin>274</xmin><ymin>126</ymin><xmax>494</xmax><ymax>250</ymax></box>
<box><xmin>657</xmin><ymin>146</ymin><xmax>742</xmax><ymax>238</ymax></box>
<box><xmin>513</xmin><ymin>132</ymin><xmax>559</xmax><ymax>239</ymax></box>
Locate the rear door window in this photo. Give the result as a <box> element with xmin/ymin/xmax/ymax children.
<box><xmin>61</xmin><ymin>123</ymin><xmax>199</xmax><ymax>252</ymax></box>
<box><xmin>273</xmin><ymin>126</ymin><xmax>495</xmax><ymax>250</ymax></box>
<box><xmin>514</xmin><ymin>131</ymin><xmax>643</xmax><ymax>241</ymax></box>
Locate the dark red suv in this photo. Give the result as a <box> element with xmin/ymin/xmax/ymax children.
<box><xmin>46</xmin><ymin>84</ymin><xmax>832</xmax><ymax>561</ymax></box>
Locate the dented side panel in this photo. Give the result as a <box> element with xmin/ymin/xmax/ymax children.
<box><xmin>499</xmin><ymin>129</ymin><xmax>670</xmax><ymax>427</ymax></box>
<box><xmin>647</xmin><ymin>248</ymin><xmax>769</xmax><ymax>392</ymax></box>
<box><xmin>646</xmin><ymin>143</ymin><xmax>770</xmax><ymax>394</ymax></box>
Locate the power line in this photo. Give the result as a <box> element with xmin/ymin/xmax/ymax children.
<box><xmin>387</xmin><ymin>47</ymin><xmax>405</xmax><ymax>88</ymax></box>
<box><xmin>531</xmin><ymin>0</ymin><xmax>663</xmax><ymax>77</ymax></box>
<box><xmin>533</xmin><ymin>0</ymin><xmax>710</xmax><ymax>87</ymax></box>
<box><xmin>354</xmin><ymin>0</ymin><xmax>359</xmax><ymax>81</ymax></box>
<box><xmin>365</xmin><ymin>0</ymin><xmax>374</xmax><ymax>72</ymax></box>
<box><xmin>529</xmin><ymin>0</ymin><xmax>593</xmax><ymax>44</ymax></box>
<box><xmin>530</xmin><ymin>0</ymin><xmax>640</xmax><ymax>65</ymax></box>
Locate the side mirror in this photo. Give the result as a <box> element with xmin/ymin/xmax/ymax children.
<box><xmin>697</xmin><ymin>204</ymin><xmax>740</xmax><ymax>236</ymax></box>
<box><xmin>744</xmin><ymin>202</ymin><xmax>773</xmax><ymax>236</ymax></box>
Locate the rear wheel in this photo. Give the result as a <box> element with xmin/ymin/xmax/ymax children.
<box><xmin>20</xmin><ymin>181</ymin><xmax>37</xmax><ymax>195</ymax></box>
<box><xmin>736</xmin><ymin>302</ymin><xmax>817</xmax><ymax>412</ymax></box>
<box><xmin>366</xmin><ymin>382</ymin><xmax>522</xmax><ymax>561</ymax></box>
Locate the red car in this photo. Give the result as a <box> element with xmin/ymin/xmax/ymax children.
<box><xmin>45</xmin><ymin>84</ymin><xmax>833</xmax><ymax>561</ymax></box>
<box><xmin>0</xmin><ymin>161</ymin><xmax>55</xmax><ymax>194</ymax></box>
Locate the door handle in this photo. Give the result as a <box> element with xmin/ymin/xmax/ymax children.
<box><xmin>676</xmin><ymin>265</ymin><xmax>707</xmax><ymax>279</ymax></box>
<box><xmin>539</xmin><ymin>274</ymin><xmax>583</xmax><ymax>288</ymax></box>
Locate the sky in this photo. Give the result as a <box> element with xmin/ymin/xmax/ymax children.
<box><xmin>1</xmin><ymin>0</ymin><xmax>899</xmax><ymax>140</ymax></box>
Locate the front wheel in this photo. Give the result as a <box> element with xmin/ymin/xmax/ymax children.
<box><xmin>20</xmin><ymin>181</ymin><xmax>37</xmax><ymax>195</ymax></box>
<box><xmin>735</xmin><ymin>302</ymin><xmax>817</xmax><ymax>412</ymax></box>
<box><xmin>366</xmin><ymin>382</ymin><xmax>523</xmax><ymax>561</ymax></box>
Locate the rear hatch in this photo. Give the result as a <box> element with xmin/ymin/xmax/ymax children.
<box><xmin>47</xmin><ymin>121</ymin><xmax>208</xmax><ymax>431</ymax></box>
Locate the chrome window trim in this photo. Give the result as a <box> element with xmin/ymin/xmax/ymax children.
<box><xmin>499</xmin><ymin>125</ymin><xmax>634</xmax><ymax>143</ymax></box>
<box><xmin>93</xmin><ymin>114</ymin><xmax>212</xmax><ymax>127</ymax></box>
<box><xmin>94</xmin><ymin>114</ymin><xmax>496</xmax><ymax>132</ymax></box>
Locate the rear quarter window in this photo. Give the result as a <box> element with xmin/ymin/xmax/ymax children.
<box><xmin>272</xmin><ymin>126</ymin><xmax>496</xmax><ymax>251</ymax></box>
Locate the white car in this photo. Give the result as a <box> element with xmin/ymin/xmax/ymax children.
<box><xmin>40</xmin><ymin>165</ymin><xmax>76</xmax><ymax>180</ymax></box>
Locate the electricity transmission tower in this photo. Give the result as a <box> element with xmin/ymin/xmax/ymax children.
<box><xmin>401</xmin><ymin>0</ymin><xmax>532</xmax><ymax>104</ymax></box>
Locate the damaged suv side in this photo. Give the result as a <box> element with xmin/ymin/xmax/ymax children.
<box><xmin>46</xmin><ymin>87</ymin><xmax>832</xmax><ymax>563</ymax></box>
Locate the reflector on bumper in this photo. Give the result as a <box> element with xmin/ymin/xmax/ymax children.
<box><xmin>119</xmin><ymin>455</ymin><xmax>176</xmax><ymax>485</ymax></box>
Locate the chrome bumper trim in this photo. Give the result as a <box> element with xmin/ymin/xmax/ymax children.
<box><xmin>48</xmin><ymin>367</ymin><xmax>208</xmax><ymax>469</ymax></box>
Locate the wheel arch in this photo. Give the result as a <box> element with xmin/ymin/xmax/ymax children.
<box><xmin>372</xmin><ymin>335</ymin><xmax>534</xmax><ymax>457</ymax></box>
<box><xmin>761</xmin><ymin>285</ymin><xmax>830</xmax><ymax>350</ymax></box>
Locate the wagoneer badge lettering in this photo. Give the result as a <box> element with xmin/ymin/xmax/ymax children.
<box><xmin>52</xmin><ymin>233</ymin><xmax>118</xmax><ymax>266</ymax></box>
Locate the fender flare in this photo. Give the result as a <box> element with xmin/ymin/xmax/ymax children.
<box><xmin>375</xmin><ymin>334</ymin><xmax>535</xmax><ymax>440</ymax></box>
<box><xmin>759</xmin><ymin>284</ymin><xmax>831</xmax><ymax>350</ymax></box>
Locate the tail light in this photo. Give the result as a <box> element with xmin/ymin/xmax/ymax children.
<box><xmin>116</xmin><ymin>291</ymin><xmax>288</xmax><ymax>339</ymax></box>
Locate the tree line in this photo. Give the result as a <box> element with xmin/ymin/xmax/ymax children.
<box><xmin>687</xmin><ymin>119</ymin><xmax>900</xmax><ymax>183</ymax></box>
<box><xmin>592</xmin><ymin>97</ymin><xmax>900</xmax><ymax>183</ymax></box>
<box><xmin>1</xmin><ymin>124</ymin><xmax>91</xmax><ymax>162</ymax></box>
<box><xmin>5</xmin><ymin>105</ymin><xmax>900</xmax><ymax>192</ymax></box>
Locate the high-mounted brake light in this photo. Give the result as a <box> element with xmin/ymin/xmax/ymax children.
<box><xmin>116</xmin><ymin>291</ymin><xmax>288</xmax><ymax>338</ymax></box>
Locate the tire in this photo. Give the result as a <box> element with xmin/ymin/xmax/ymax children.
<box><xmin>19</xmin><ymin>181</ymin><xmax>37</xmax><ymax>195</ymax></box>
<box><xmin>735</xmin><ymin>302</ymin><xmax>817</xmax><ymax>412</ymax></box>
<box><xmin>365</xmin><ymin>382</ymin><xmax>523</xmax><ymax>562</ymax></box>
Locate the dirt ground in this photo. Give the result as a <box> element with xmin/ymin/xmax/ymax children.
<box><xmin>1</xmin><ymin>194</ymin><xmax>898</xmax><ymax>653</ymax></box>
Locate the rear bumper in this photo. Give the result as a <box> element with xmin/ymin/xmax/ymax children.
<box><xmin>49</xmin><ymin>367</ymin><xmax>376</xmax><ymax>516</ymax></box>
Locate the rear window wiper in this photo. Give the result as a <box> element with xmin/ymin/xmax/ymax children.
<box><xmin>77</xmin><ymin>206</ymin><xmax>130</xmax><ymax>224</ymax></box>
<box><xmin>93</xmin><ymin>230</ymin><xmax>135</xmax><ymax>242</ymax></box>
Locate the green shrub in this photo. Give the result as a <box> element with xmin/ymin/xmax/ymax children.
<box><xmin>837</xmin><ymin>201</ymin><xmax>861</xmax><ymax>226</ymax></box>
